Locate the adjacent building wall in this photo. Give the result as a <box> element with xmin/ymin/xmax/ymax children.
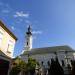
<box><xmin>0</xmin><ymin>21</ymin><xmax>17</xmax><ymax>58</ymax></box>
<box><xmin>0</xmin><ymin>21</ymin><xmax>17</xmax><ymax>75</ymax></box>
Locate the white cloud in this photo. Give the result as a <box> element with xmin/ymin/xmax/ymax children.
<box><xmin>11</xmin><ymin>26</ymin><xmax>15</xmax><ymax>30</ymax></box>
<box><xmin>14</xmin><ymin>11</ymin><xmax>29</xmax><ymax>18</ymax></box>
<box><xmin>32</xmin><ymin>31</ymin><xmax>42</xmax><ymax>34</ymax></box>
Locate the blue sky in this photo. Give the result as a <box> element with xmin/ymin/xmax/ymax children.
<box><xmin>0</xmin><ymin>0</ymin><xmax>75</xmax><ymax>57</ymax></box>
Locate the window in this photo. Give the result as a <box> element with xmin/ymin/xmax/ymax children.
<box><xmin>7</xmin><ymin>40</ymin><xmax>14</xmax><ymax>53</ymax></box>
<box><xmin>27</xmin><ymin>41</ymin><xmax>28</xmax><ymax>45</ymax></box>
<box><xmin>0</xmin><ymin>32</ymin><xmax>3</xmax><ymax>45</ymax></box>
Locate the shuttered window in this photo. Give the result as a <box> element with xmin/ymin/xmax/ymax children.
<box><xmin>0</xmin><ymin>32</ymin><xmax>3</xmax><ymax>45</ymax></box>
<box><xmin>7</xmin><ymin>40</ymin><xmax>13</xmax><ymax>53</ymax></box>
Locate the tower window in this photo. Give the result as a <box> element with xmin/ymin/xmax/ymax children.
<box><xmin>27</xmin><ymin>42</ymin><xmax>28</xmax><ymax>45</ymax></box>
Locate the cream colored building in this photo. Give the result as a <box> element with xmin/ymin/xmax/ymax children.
<box><xmin>0</xmin><ymin>21</ymin><xmax>17</xmax><ymax>58</ymax></box>
<box><xmin>0</xmin><ymin>21</ymin><xmax>17</xmax><ymax>75</ymax></box>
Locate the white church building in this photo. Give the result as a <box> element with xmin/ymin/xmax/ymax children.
<box><xmin>21</xmin><ymin>25</ymin><xmax>75</xmax><ymax>68</ymax></box>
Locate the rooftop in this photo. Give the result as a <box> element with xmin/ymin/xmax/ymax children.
<box><xmin>0</xmin><ymin>21</ymin><xmax>17</xmax><ymax>40</ymax></box>
<box><xmin>22</xmin><ymin>45</ymin><xmax>75</xmax><ymax>55</ymax></box>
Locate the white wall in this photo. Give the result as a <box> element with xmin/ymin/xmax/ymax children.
<box><xmin>21</xmin><ymin>52</ymin><xmax>74</xmax><ymax>68</ymax></box>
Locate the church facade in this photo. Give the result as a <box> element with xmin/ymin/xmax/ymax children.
<box><xmin>21</xmin><ymin>25</ymin><xmax>75</xmax><ymax>68</ymax></box>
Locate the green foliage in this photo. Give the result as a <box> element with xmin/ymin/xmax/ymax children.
<box><xmin>10</xmin><ymin>65</ymin><xmax>20</xmax><ymax>75</ymax></box>
<box><xmin>18</xmin><ymin>59</ymin><xmax>27</xmax><ymax>71</ymax></box>
<box><xmin>27</xmin><ymin>57</ymin><xmax>38</xmax><ymax>71</ymax></box>
<box><xmin>10</xmin><ymin>56</ymin><xmax>38</xmax><ymax>75</ymax></box>
<box><xmin>10</xmin><ymin>56</ymin><xmax>27</xmax><ymax>75</ymax></box>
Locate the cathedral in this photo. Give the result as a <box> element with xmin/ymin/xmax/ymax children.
<box><xmin>21</xmin><ymin>25</ymin><xmax>75</xmax><ymax>68</ymax></box>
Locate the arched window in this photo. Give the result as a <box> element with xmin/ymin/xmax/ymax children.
<box><xmin>41</xmin><ymin>61</ymin><xmax>44</xmax><ymax>66</ymax></box>
<box><xmin>61</xmin><ymin>60</ymin><xmax>65</xmax><ymax>67</ymax></box>
<box><xmin>47</xmin><ymin>61</ymin><xmax>50</xmax><ymax>66</ymax></box>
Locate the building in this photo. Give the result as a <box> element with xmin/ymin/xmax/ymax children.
<box><xmin>0</xmin><ymin>21</ymin><xmax>17</xmax><ymax>75</ymax></box>
<box><xmin>21</xmin><ymin>25</ymin><xmax>75</xmax><ymax>69</ymax></box>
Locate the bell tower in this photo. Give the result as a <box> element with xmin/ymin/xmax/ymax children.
<box><xmin>24</xmin><ymin>25</ymin><xmax>32</xmax><ymax>51</ymax></box>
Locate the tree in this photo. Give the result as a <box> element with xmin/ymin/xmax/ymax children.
<box><xmin>49</xmin><ymin>58</ymin><xmax>55</xmax><ymax>75</ymax></box>
<box><xmin>49</xmin><ymin>57</ymin><xmax>64</xmax><ymax>75</ymax></box>
<box><xmin>71</xmin><ymin>60</ymin><xmax>75</xmax><ymax>75</ymax></box>
<box><xmin>55</xmin><ymin>57</ymin><xmax>64</xmax><ymax>75</ymax></box>
<box><xmin>27</xmin><ymin>57</ymin><xmax>38</xmax><ymax>75</ymax></box>
<box><xmin>10</xmin><ymin>57</ymin><xmax>38</xmax><ymax>75</ymax></box>
<box><xmin>18</xmin><ymin>59</ymin><xmax>27</xmax><ymax>75</ymax></box>
<box><xmin>10</xmin><ymin>56</ymin><xmax>27</xmax><ymax>75</ymax></box>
